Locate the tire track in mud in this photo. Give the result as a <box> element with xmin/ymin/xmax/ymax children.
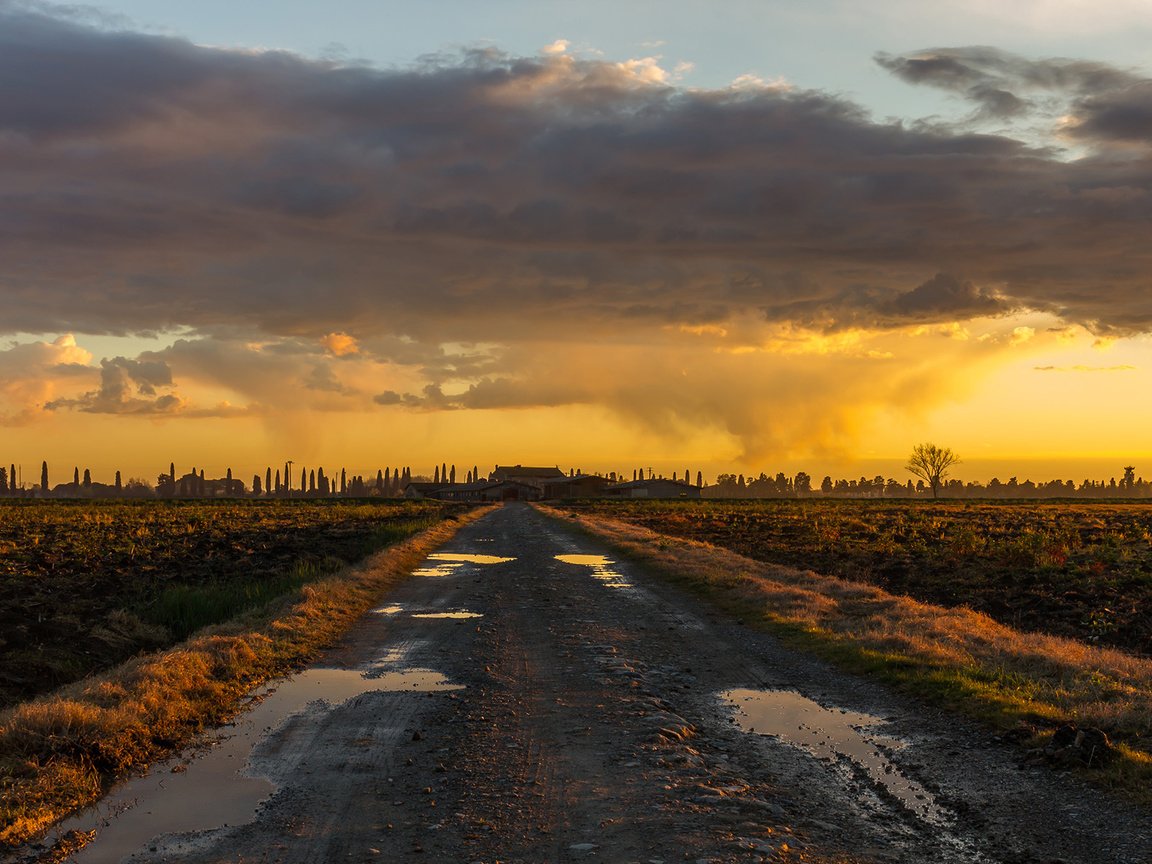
<box><xmin>46</xmin><ymin>504</ymin><xmax>1152</xmax><ymax>864</ymax></box>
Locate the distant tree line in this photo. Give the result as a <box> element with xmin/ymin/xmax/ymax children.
<box><xmin>0</xmin><ymin>461</ymin><xmax>424</xmax><ymax>500</ymax></box>
<box><xmin>706</xmin><ymin>467</ymin><xmax>1152</xmax><ymax>499</ymax></box>
<box><xmin>3</xmin><ymin>457</ymin><xmax>1148</xmax><ymax>500</ymax></box>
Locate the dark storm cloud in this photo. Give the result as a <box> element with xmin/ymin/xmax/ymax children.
<box><xmin>5</xmin><ymin>4</ymin><xmax>1152</xmax><ymax>346</ymax></box>
<box><xmin>762</xmin><ymin>273</ymin><xmax>1012</xmax><ymax>330</ymax></box>
<box><xmin>876</xmin><ymin>45</ymin><xmax>1152</xmax><ymax>146</ymax></box>
<box><xmin>44</xmin><ymin>355</ymin><xmax>181</xmax><ymax>413</ymax></box>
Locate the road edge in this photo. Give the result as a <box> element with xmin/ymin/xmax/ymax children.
<box><xmin>536</xmin><ymin>504</ymin><xmax>1152</xmax><ymax>810</ymax></box>
<box><xmin>0</xmin><ymin>505</ymin><xmax>494</xmax><ymax>851</ymax></box>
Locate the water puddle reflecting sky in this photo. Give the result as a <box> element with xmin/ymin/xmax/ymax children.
<box><xmin>370</xmin><ymin>604</ymin><xmax>482</xmax><ymax>620</ymax></box>
<box><xmin>554</xmin><ymin>554</ymin><xmax>633</xmax><ymax>589</ymax></box>
<box><xmin>58</xmin><ymin>665</ymin><xmax>462</xmax><ymax>863</ymax></box>
<box><xmin>721</xmin><ymin>688</ymin><xmax>944</xmax><ymax>823</ymax></box>
<box><xmin>414</xmin><ymin>552</ymin><xmax>515</xmax><ymax>577</ymax></box>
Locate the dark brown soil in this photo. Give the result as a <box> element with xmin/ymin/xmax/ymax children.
<box><xmin>570</xmin><ymin>500</ymin><xmax>1152</xmax><ymax>656</ymax></box>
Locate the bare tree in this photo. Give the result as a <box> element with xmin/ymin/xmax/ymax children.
<box><xmin>905</xmin><ymin>443</ymin><xmax>960</xmax><ymax>499</ymax></box>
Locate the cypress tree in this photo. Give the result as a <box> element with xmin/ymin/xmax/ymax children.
<box><xmin>340</xmin><ymin>468</ymin><xmax>347</xmax><ymax>494</ymax></box>
<box><xmin>82</xmin><ymin>468</ymin><xmax>91</xmax><ymax>487</ymax></box>
<box><xmin>450</xmin><ymin>465</ymin><xmax>456</xmax><ymax>484</ymax></box>
<box><xmin>115</xmin><ymin>470</ymin><xmax>122</xmax><ymax>492</ymax></box>
<box><xmin>0</xmin><ymin>467</ymin><xmax>7</xmax><ymax>494</ymax></box>
<box><xmin>376</xmin><ymin>469</ymin><xmax>383</xmax><ymax>492</ymax></box>
<box><xmin>253</xmin><ymin>474</ymin><xmax>262</xmax><ymax>495</ymax></box>
<box><xmin>473</xmin><ymin>465</ymin><xmax>479</xmax><ymax>483</ymax></box>
<box><xmin>300</xmin><ymin>467</ymin><xmax>306</xmax><ymax>491</ymax></box>
<box><xmin>41</xmin><ymin>461</ymin><xmax>48</xmax><ymax>493</ymax></box>
<box><xmin>265</xmin><ymin>467</ymin><xmax>272</xmax><ymax>495</ymax></box>
<box><xmin>73</xmin><ymin>466</ymin><xmax>79</xmax><ymax>485</ymax></box>
<box><xmin>434</xmin><ymin>465</ymin><xmax>440</xmax><ymax>484</ymax></box>
<box><xmin>310</xmin><ymin>469</ymin><xmax>316</xmax><ymax>492</ymax></box>
<box><xmin>275</xmin><ymin>469</ymin><xmax>281</xmax><ymax>492</ymax></box>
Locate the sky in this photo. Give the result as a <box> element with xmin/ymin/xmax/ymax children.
<box><xmin>4</xmin><ymin>0</ymin><xmax>1152</xmax><ymax>486</ymax></box>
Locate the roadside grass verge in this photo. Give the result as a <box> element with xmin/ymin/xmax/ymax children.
<box><xmin>541</xmin><ymin>506</ymin><xmax>1152</xmax><ymax>805</ymax></box>
<box><xmin>0</xmin><ymin>506</ymin><xmax>491</xmax><ymax>848</ymax></box>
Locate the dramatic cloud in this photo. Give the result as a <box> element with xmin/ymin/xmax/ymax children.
<box><xmin>875</xmin><ymin>45</ymin><xmax>1152</xmax><ymax>148</ymax></box>
<box><xmin>0</xmin><ymin>334</ymin><xmax>93</xmax><ymax>425</ymax></box>
<box><xmin>2</xmin><ymin>5</ymin><xmax>1152</xmax><ymax>343</ymax></box>
<box><xmin>44</xmin><ymin>356</ymin><xmax>184</xmax><ymax>414</ymax></box>
<box><xmin>5</xmin><ymin>3</ymin><xmax>1152</xmax><ymax>463</ymax></box>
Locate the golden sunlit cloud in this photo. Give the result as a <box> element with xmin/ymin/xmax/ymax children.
<box><xmin>321</xmin><ymin>332</ymin><xmax>360</xmax><ymax>357</ymax></box>
<box><xmin>1010</xmin><ymin>326</ymin><xmax>1036</xmax><ymax>346</ymax></box>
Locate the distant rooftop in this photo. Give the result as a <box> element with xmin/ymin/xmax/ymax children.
<box><xmin>491</xmin><ymin>465</ymin><xmax>566</xmax><ymax>479</ymax></box>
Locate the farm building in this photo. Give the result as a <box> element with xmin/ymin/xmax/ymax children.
<box><xmin>489</xmin><ymin>465</ymin><xmax>567</xmax><ymax>485</ymax></box>
<box><xmin>404</xmin><ymin>479</ymin><xmax>543</xmax><ymax>502</ymax></box>
<box><xmin>605</xmin><ymin>478</ymin><xmax>701</xmax><ymax>499</ymax></box>
<box><xmin>542</xmin><ymin>474</ymin><xmax>610</xmax><ymax>499</ymax></box>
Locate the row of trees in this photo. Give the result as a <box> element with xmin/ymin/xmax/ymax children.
<box><xmin>707</xmin><ymin>471</ymin><xmax>1152</xmax><ymax>500</ymax></box>
<box><xmin>708</xmin><ymin>445</ymin><xmax>1152</xmax><ymax>499</ymax></box>
<box><xmin>0</xmin><ymin>462</ymin><xmax>715</xmax><ymax>499</ymax></box>
<box><xmin>0</xmin><ymin>461</ymin><xmax>426</xmax><ymax>500</ymax></box>
<box><xmin>2</xmin><ymin>446</ymin><xmax>1149</xmax><ymax>500</ymax></box>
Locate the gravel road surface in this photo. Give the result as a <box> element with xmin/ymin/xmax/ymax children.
<box><xmin>46</xmin><ymin>503</ymin><xmax>1152</xmax><ymax>864</ymax></box>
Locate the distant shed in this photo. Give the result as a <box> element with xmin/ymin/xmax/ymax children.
<box><xmin>604</xmin><ymin>479</ymin><xmax>701</xmax><ymax>499</ymax></box>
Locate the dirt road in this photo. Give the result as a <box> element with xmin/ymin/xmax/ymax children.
<box><xmin>48</xmin><ymin>504</ymin><xmax>1152</xmax><ymax>863</ymax></box>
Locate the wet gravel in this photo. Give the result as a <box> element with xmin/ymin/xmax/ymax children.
<box><xmin>29</xmin><ymin>503</ymin><xmax>1152</xmax><ymax>864</ymax></box>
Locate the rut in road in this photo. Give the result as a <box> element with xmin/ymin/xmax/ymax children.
<box><xmin>61</xmin><ymin>503</ymin><xmax>1152</xmax><ymax>864</ymax></box>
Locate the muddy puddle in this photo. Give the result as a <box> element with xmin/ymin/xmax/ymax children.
<box><xmin>721</xmin><ymin>688</ymin><xmax>944</xmax><ymax>823</ymax></box>
<box><xmin>55</xmin><ymin>664</ymin><xmax>463</xmax><ymax>863</ymax></box>
<box><xmin>370</xmin><ymin>603</ymin><xmax>482</xmax><ymax>620</ymax></box>
<box><xmin>414</xmin><ymin>552</ymin><xmax>515</xmax><ymax>577</ymax></box>
<box><xmin>555</xmin><ymin>553</ymin><xmax>633</xmax><ymax>589</ymax></box>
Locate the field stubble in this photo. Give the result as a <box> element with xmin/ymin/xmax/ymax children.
<box><xmin>578</xmin><ymin>499</ymin><xmax>1152</xmax><ymax>656</ymax></box>
<box><xmin>0</xmin><ymin>500</ymin><xmax>455</xmax><ymax>709</ymax></box>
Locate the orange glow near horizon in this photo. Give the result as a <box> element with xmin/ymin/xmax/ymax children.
<box><xmin>3</xmin><ymin>315</ymin><xmax>1151</xmax><ymax>490</ymax></box>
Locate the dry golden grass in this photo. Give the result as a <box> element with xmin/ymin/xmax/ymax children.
<box><xmin>542</xmin><ymin>506</ymin><xmax>1152</xmax><ymax>802</ymax></box>
<box><xmin>0</xmin><ymin>508</ymin><xmax>491</xmax><ymax>848</ymax></box>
